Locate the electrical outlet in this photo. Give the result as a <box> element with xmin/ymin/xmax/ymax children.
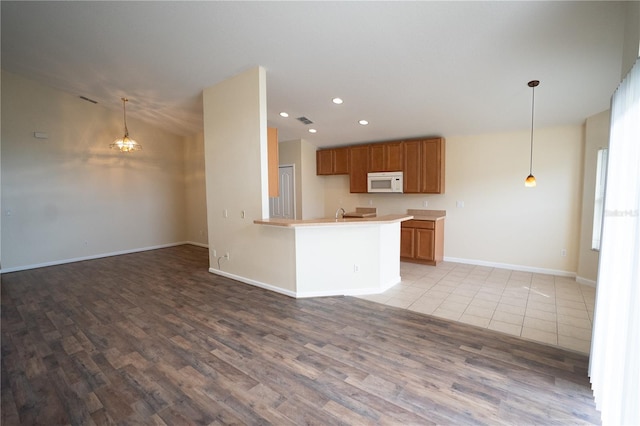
<box><xmin>353</xmin><ymin>264</ymin><xmax>359</xmax><ymax>273</ymax></box>
<box><xmin>223</xmin><ymin>209</ymin><xmax>228</xmax><ymax>218</ymax></box>
<box><xmin>456</xmin><ymin>200</ymin><xmax>465</xmax><ymax>208</ymax></box>
<box><xmin>423</xmin><ymin>200</ymin><xmax>428</xmax><ymax>207</ymax></box>
<box><xmin>561</xmin><ymin>249</ymin><xmax>567</xmax><ymax>257</ymax></box>
<box><xmin>213</xmin><ymin>249</ymin><xmax>217</xmax><ymax>257</ymax></box>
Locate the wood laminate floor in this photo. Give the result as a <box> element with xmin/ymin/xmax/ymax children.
<box><xmin>1</xmin><ymin>245</ymin><xmax>600</xmax><ymax>425</ymax></box>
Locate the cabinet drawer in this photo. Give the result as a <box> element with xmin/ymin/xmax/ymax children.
<box><xmin>402</xmin><ymin>220</ymin><xmax>435</xmax><ymax>230</ymax></box>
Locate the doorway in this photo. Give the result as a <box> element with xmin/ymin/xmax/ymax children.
<box><xmin>269</xmin><ymin>165</ymin><xmax>296</xmax><ymax>219</ymax></box>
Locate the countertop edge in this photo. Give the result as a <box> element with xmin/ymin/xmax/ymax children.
<box><xmin>254</xmin><ymin>214</ymin><xmax>413</xmax><ymax>228</ymax></box>
<box><xmin>409</xmin><ymin>215</ymin><xmax>447</xmax><ymax>221</ymax></box>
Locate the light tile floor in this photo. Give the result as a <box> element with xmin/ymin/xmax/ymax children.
<box><xmin>357</xmin><ymin>261</ymin><xmax>596</xmax><ymax>354</ymax></box>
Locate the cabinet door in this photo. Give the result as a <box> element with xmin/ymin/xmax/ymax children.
<box><xmin>349</xmin><ymin>145</ymin><xmax>370</xmax><ymax>193</ymax></box>
<box><xmin>386</xmin><ymin>142</ymin><xmax>404</xmax><ymax>171</ymax></box>
<box><xmin>333</xmin><ymin>147</ymin><xmax>350</xmax><ymax>174</ymax></box>
<box><xmin>421</xmin><ymin>138</ymin><xmax>445</xmax><ymax>194</ymax></box>
<box><xmin>403</xmin><ymin>140</ymin><xmax>421</xmax><ymax>193</ymax></box>
<box><xmin>370</xmin><ymin>142</ymin><xmax>403</xmax><ymax>172</ymax></box>
<box><xmin>415</xmin><ymin>228</ymin><xmax>435</xmax><ymax>261</ymax></box>
<box><xmin>317</xmin><ymin>150</ymin><xmax>333</xmax><ymax>175</ymax></box>
<box><xmin>369</xmin><ymin>144</ymin><xmax>385</xmax><ymax>172</ymax></box>
<box><xmin>400</xmin><ymin>227</ymin><xmax>415</xmax><ymax>258</ymax></box>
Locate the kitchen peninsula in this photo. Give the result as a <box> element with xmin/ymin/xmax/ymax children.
<box><xmin>254</xmin><ymin>214</ymin><xmax>412</xmax><ymax>298</ymax></box>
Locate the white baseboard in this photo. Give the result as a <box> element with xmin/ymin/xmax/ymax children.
<box><xmin>208</xmin><ymin>268</ymin><xmax>297</xmax><ymax>298</ymax></box>
<box><xmin>1</xmin><ymin>242</ymin><xmax>197</xmax><ymax>274</ymax></box>
<box><xmin>443</xmin><ymin>256</ymin><xmax>577</xmax><ymax>278</ymax></box>
<box><xmin>208</xmin><ymin>269</ymin><xmax>401</xmax><ymax>299</ymax></box>
<box><xmin>185</xmin><ymin>241</ymin><xmax>209</xmax><ymax>249</ymax></box>
<box><xmin>297</xmin><ymin>286</ymin><xmax>382</xmax><ymax>298</ymax></box>
<box><xmin>381</xmin><ymin>275</ymin><xmax>402</xmax><ymax>292</ymax></box>
<box><xmin>576</xmin><ymin>276</ymin><xmax>597</xmax><ymax>287</ymax></box>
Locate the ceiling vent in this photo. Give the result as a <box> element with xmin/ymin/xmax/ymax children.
<box><xmin>296</xmin><ymin>116</ymin><xmax>313</xmax><ymax>125</ymax></box>
<box><xmin>79</xmin><ymin>95</ymin><xmax>98</xmax><ymax>104</ymax></box>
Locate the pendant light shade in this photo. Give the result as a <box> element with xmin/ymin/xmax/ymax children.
<box><xmin>525</xmin><ymin>80</ymin><xmax>539</xmax><ymax>187</ymax></box>
<box><xmin>110</xmin><ymin>97</ymin><xmax>142</xmax><ymax>152</ymax></box>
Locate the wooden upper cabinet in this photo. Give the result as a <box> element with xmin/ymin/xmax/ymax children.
<box><xmin>403</xmin><ymin>140</ymin><xmax>422</xmax><ymax>193</ymax></box>
<box><xmin>349</xmin><ymin>145</ymin><xmax>370</xmax><ymax>193</ymax></box>
<box><xmin>403</xmin><ymin>138</ymin><xmax>445</xmax><ymax>194</ymax></box>
<box><xmin>268</xmin><ymin>127</ymin><xmax>279</xmax><ymax>197</ymax></box>
<box><xmin>369</xmin><ymin>142</ymin><xmax>403</xmax><ymax>172</ymax></box>
<box><xmin>333</xmin><ymin>147</ymin><xmax>350</xmax><ymax>174</ymax></box>
<box><xmin>421</xmin><ymin>138</ymin><xmax>445</xmax><ymax>194</ymax></box>
<box><xmin>316</xmin><ymin>150</ymin><xmax>333</xmax><ymax>175</ymax></box>
<box><xmin>386</xmin><ymin>142</ymin><xmax>404</xmax><ymax>171</ymax></box>
<box><xmin>318</xmin><ymin>137</ymin><xmax>445</xmax><ymax>194</ymax></box>
<box><xmin>369</xmin><ymin>144</ymin><xmax>385</xmax><ymax>172</ymax></box>
<box><xmin>316</xmin><ymin>147</ymin><xmax>350</xmax><ymax>175</ymax></box>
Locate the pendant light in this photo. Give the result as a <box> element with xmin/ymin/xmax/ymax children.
<box><xmin>110</xmin><ymin>97</ymin><xmax>142</xmax><ymax>152</ymax></box>
<box><xmin>525</xmin><ymin>80</ymin><xmax>539</xmax><ymax>187</ymax></box>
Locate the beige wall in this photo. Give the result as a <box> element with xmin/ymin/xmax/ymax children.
<box><xmin>184</xmin><ymin>131</ymin><xmax>208</xmax><ymax>245</ymax></box>
<box><xmin>299</xmin><ymin>138</ymin><xmax>325</xmax><ymax>219</ymax></box>
<box><xmin>577</xmin><ymin>110</ymin><xmax>610</xmax><ymax>284</ymax></box>
<box><xmin>1</xmin><ymin>71</ymin><xmax>188</xmax><ymax>270</ymax></box>
<box><xmin>322</xmin><ymin>125</ymin><xmax>585</xmax><ymax>275</ymax></box>
<box><xmin>203</xmin><ymin>67</ymin><xmax>296</xmax><ymax>292</ymax></box>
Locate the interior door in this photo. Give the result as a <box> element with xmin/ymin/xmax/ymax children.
<box><xmin>269</xmin><ymin>165</ymin><xmax>295</xmax><ymax>219</ymax></box>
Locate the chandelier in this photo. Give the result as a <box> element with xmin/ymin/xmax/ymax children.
<box><xmin>110</xmin><ymin>97</ymin><xmax>142</xmax><ymax>153</ymax></box>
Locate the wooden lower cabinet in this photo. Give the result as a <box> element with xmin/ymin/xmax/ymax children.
<box><xmin>400</xmin><ymin>227</ymin><xmax>415</xmax><ymax>258</ymax></box>
<box><xmin>400</xmin><ymin>219</ymin><xmax>444</xmax><ymax>265</ymax></box>
<box><xmin>415</xmin><ymin>228</ymin><xmax>435</xmax><ymax>261</ymax></box>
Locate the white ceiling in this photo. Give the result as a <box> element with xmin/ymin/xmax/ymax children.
<box><xmin>1</xmin><ymin>1</ymin><xmax>626</xmax><ymax>148</ymax></box>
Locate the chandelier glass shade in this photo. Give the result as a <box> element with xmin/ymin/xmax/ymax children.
<box><xmin>110</xmin><ymin>97</ymin><xmax>142</xmax><ymax>152</ymax></box>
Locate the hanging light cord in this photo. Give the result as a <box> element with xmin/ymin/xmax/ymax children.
<box><xmin>528</xmin><ymin>82</ymin><xmax>537</xmax><ymax>176</ymax></box>
<box><xmin>122</xmin><ymin>97</ymin><xmax>129</xmax><ymax>137</ymax></box>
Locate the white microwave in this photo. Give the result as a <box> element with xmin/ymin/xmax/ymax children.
<box><xmin>367</xmin><ymin>171</ymin><xmax>403</xmax><ymax>193</ymax></box>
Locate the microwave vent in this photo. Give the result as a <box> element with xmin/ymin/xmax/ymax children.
<box><xmin>296</xmin><ymin>116</ymin><xmax>313</xmax><ymax>125</ymax></box>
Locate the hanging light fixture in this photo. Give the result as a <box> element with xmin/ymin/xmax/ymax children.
<box><xmin>525</xmin><ymin>80</ymin><xmax>539</xmax><ymax>187</ymax></box>
<box><xmin>110</xmin><ymin>97</ymin><xmax>142</xmax><ymax>152</ymax></box>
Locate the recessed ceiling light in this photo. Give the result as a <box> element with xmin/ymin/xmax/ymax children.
<box><xmin>359</xmin><ymin>120</ymin><xmax>369</xmax><ymax>125</ymax></box>
<box><xmin>332</xmin><ymin>98</ymin><xmax>343</xmax><ymax>105</ymax></box>
<box><xmin>279</xmin><ymin>112</ymin><xmax>289</xmax><ymax>118</ymax></box>
<box><xmin>308</xmin><ymin>129</ymin><xmax>317</xmax><ymax>133</ymax></box>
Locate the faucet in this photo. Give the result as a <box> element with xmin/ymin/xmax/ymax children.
<box><xmin>335</xmin><ymin>207</ymin><xmax>346</xmax><ymax>219</ymax></box>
